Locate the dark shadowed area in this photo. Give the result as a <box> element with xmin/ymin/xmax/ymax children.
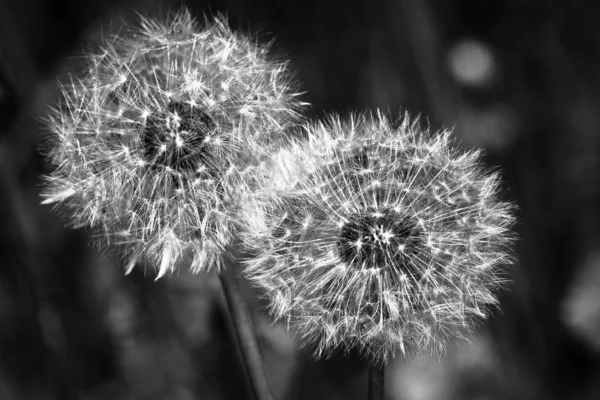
<box><xmin>2</xmin><ymin>0</ymin><xmax>600</xmax><ymax>399</ymax></box>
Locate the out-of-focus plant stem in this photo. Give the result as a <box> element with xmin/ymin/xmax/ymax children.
<box><xmin>219</xmin><ymin>265</ymin><xmax>274</xmax><ymax>400</ymax></box>
<box><xmin>0</xmin><ymin>144</ymin><xmax>77</xmax><ymax>400</ymax></box>
<box><xmin>400</xmin><ymin>0</ymin><xmax>459</xmax><ymax>126</ymax></box>
<box><xmin>368</xmin><ymin>365</ymin><xmax>384</xmax><ymax>400</ymax></box>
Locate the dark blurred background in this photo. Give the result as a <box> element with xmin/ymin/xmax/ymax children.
<box><xmin>2</xmin><ymin>0</ymin><xmax>600</xmax><ymax>399</ymax></box>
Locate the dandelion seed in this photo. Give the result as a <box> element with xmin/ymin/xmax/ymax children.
<box><xmin>241</xmin><ymin>111</ymin><xmax>516</xmax><ymax>364</ymax></box>
<box><xmin>40</xmin><ymin>8</ymin><xmax>306</xmax><ymax>277</ymax></box>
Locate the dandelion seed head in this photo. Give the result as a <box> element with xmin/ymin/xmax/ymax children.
<box><xmin>242</xmin><ymin>111</ymin><xmax>516</xmax><ymax>364</ymax></box>
<box><xmin>40</xmin><ymin>8</ymin><xmax>305</xmax><ymax>277</ymax></box>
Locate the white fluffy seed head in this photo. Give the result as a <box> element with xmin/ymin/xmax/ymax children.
<box><xmin>241</xmin><ymin>111</ymin><xmax>517</xmax><ymax>365</ymax></box>
<box><xmin>40</xmin><ymin>8</ymin><xmax>306</xmax><ymax>278</ymax></box>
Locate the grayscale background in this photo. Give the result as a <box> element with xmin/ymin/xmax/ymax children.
<box><xmin>0</xmin><ymin>0</ymin><xmax>599</xmax><ymax>399</ymax></box>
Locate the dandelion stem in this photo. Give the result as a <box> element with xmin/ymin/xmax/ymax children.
<box><xmin>368</xmin><ymin>365</ymin><xmax>385</xmax><ymax>400</ymax></box>
<box><xmin>219</xmin><ymin>267</ymin><xmax>274</xmax><ymax>400</ymax></box>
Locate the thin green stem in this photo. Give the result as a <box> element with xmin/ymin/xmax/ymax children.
<box><xmin>368</xmin><ymin>365</ymin><xmax>385</xmax><ymax>400</ymax></box>
<box><xmin>219</xmin><ymin>267</ymin><xmax>275</xmax><ymax>400</ymax></box>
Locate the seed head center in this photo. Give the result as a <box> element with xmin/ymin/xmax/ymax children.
<box><xmin>337</xmin><ymin>209</ymin><xmax>423</xmax><ymax>275</ymax></box>
<box><xmin>142</xmin><ymin>101</ymin><xmax>215</xmax><ymax>171</ymax></box>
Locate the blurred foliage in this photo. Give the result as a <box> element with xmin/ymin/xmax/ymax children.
<box><xmin>2</xmin><ymin>0</ymin><xmax>600</xmax><ymax>399</ymax></box>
